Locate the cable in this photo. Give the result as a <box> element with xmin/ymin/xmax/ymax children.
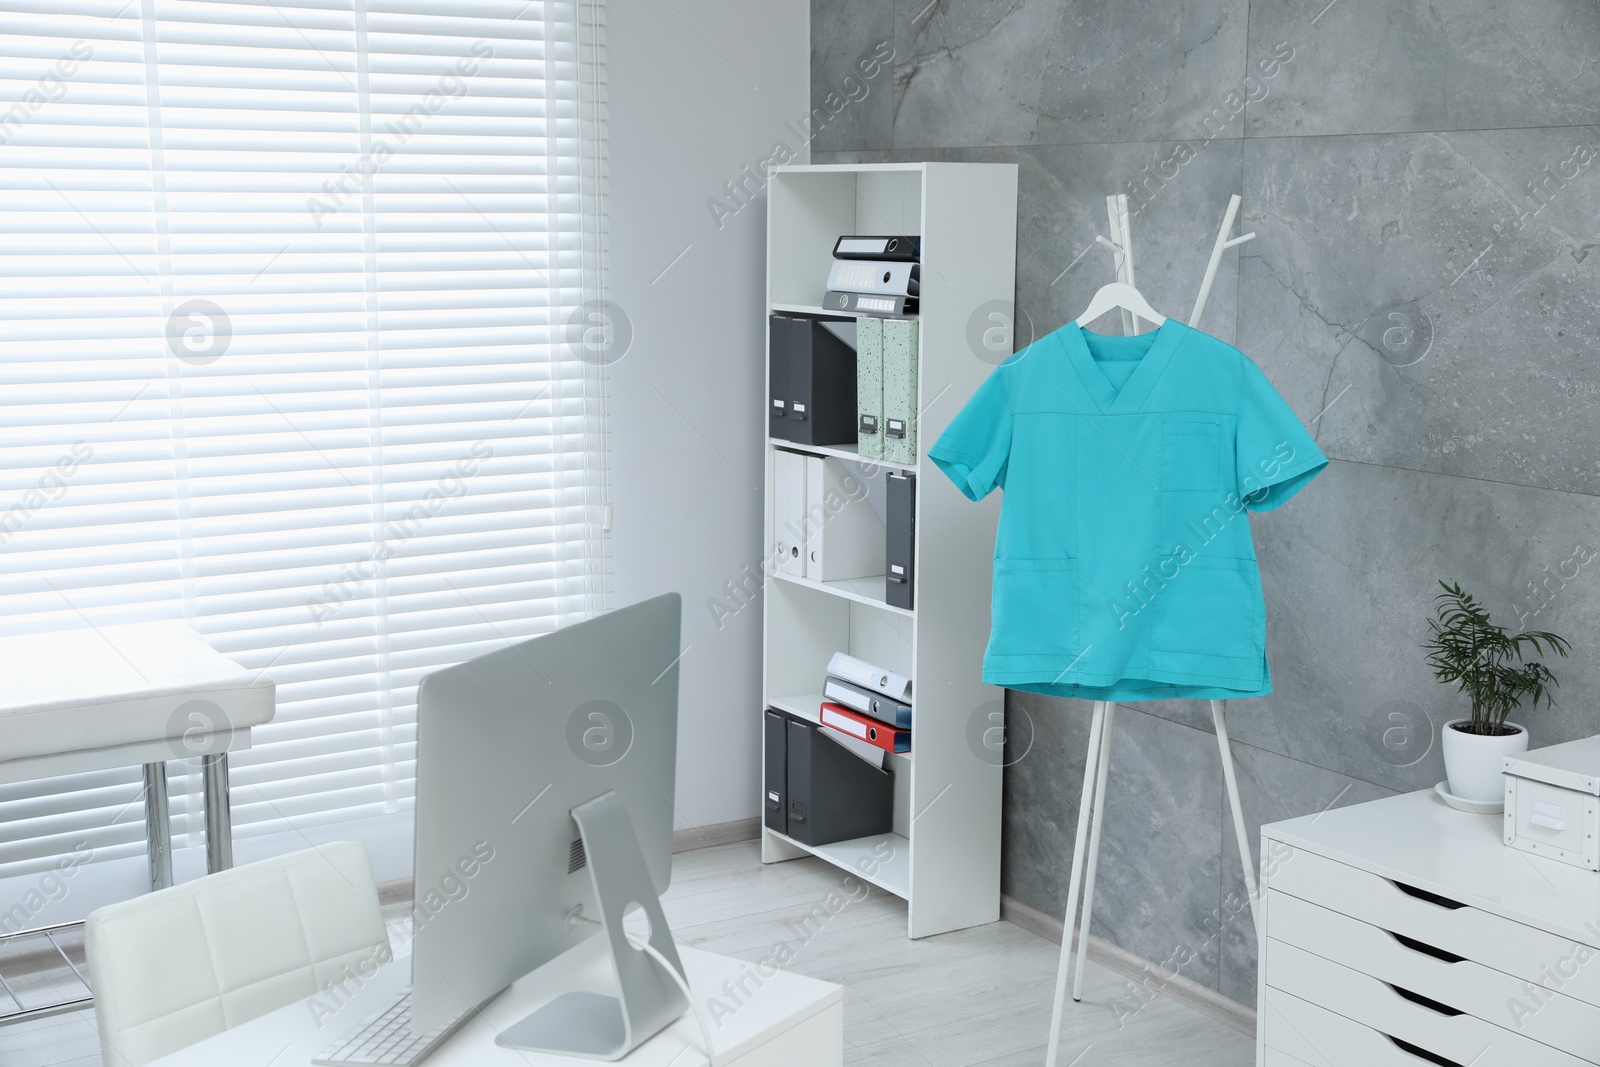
<box><xmin>627</xmin><ymin>932</ymin><xmax>718</xmax><ymax>1067</ymax></box>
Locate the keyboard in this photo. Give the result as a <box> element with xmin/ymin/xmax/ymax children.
<box><xmin>313</xmin><ymin>990</ymin><xmax>465</xmax><ymax>1066</ymax></box>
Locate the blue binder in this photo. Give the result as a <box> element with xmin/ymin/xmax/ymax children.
<box><xmin>822</xmin><ymin>675</ymin><xmax>912</xmax><ymax>729</ymax></box>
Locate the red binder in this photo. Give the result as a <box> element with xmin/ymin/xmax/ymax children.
<box><xmin>819</xmin><ymin>702</ymin><xmax>910</xmax><ymax>753</ymax></box>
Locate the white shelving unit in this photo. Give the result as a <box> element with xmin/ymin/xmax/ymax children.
<box><xmin>761</xmin><ymin>163</ymin><xmax>1018</xmax><ymax>939</ymax></box>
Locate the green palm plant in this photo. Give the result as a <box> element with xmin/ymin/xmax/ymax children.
<box><xmin>1422</xmin><ymin>580</ymin><xmax>1570</xmax><ymax>736</ymax></box>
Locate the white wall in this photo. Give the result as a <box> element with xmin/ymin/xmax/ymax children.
<box><xmin>606</xmin><ymin>1</ymin><xmax>809</xmax><ymax>831</ymax></box>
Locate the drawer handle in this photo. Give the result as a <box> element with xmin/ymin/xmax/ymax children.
<box><xmin>1391</xmin><ymin>880</ymin><xmax>1467</xmax><ymax>910</ymax></box>
<box><xmin>1388</xmin><ymin>1035</ymin><xmax>1464</xmax><ymax>1067</ymax></box>
<box><xmin>1389</xmin><ymin>984</ymin><xmax>1465</xmax><ymax>1017</ymax></box>
<box><xmin>1390</xmin><ymin>932</ymin><xmax>1467</xmax><ymax>964</ymax></box>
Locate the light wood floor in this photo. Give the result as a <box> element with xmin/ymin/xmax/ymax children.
<box><xmin>2</xmin><ymin>841</ymin><xmax>1253</xmax><ymax>1066</ymax></box>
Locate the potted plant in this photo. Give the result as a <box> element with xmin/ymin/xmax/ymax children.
<box><xmin>1422</xmin><ymin>580</ymin><xmax>1570</xmax><ymax>803</ymax></box>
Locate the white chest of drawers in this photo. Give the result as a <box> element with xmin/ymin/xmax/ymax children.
<box><xmin>1258</xmin><ymin>789</ymin><xmax>1600</xmax><ymax>1067</ymax></box>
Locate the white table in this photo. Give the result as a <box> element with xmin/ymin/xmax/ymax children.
<box><xmin>1258</xmin><ymin>788</ymin><xmax>1600</xmax><ymax>1066</ymax></box>
<box><xmin>148</xmin><ymin>937</ymin><xmax>844</xmax><ymax>1067</ymax></box>
<box><xmin>0</xmin><ymin>621</ymin><xmax>276</xmax><ymax>890</ymax></box>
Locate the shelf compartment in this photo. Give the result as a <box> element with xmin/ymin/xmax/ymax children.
<box><xmin>767</xmin><ymin>169</ymin><xmax>923</xmax><ymax>310</ymax></box>
<box><xmin>764</xmin><ymin>578</ymin><xmax>913</xmax><ymax>706</ymax></box>
<box><xmin>763</xmin><ymin>828</ymin><xmax>911</xmax><ymax>899</ymax></box>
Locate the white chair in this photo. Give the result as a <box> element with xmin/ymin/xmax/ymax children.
<box><xmin>85</xmin><ymin>841</ymin><xmax>392</xmax><ymax>1067</ymax></box>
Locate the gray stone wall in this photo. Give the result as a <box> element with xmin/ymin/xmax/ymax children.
<box><xmin>811</xmin><ymin>0</ymin><xmax>1600</xmax><ymax>1004</ymax></box>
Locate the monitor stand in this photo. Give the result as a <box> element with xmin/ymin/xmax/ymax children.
<box><xmin>495</xmin><ymin>790</ymin><xmax>689</xmax><ymax>1060</ymax></box>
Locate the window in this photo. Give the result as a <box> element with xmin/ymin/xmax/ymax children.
<box><xmin>0</xmin><ymin>0</ymin><xmax>610</xmax><ymax>887</ymax></box>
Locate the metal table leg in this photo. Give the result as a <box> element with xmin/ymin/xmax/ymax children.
<box><xmin>202</xmin><ymin>753</ymin><xmax>233</xmax><ymax>873</ymax></box>
<box><xmin>142</xmin><ymin>762</ymin><xmax>172</xmax><ymax>891</ymax></box>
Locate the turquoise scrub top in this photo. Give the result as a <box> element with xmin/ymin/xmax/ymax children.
<box><xmin>929</xmin><ymin>318</ymin><xmax>1327</xmax><ymax>701</ymax></box>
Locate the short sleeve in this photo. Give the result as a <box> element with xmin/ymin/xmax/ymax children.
<box><xmin>1234</xmin><ymin>356</ymin><xmax>1327</xmax><ymax>512</ymax></box>
<box><xmin>929</xmin><ymin>363</ymin><xmax>1012</xmax><ymax>501</ymax></box>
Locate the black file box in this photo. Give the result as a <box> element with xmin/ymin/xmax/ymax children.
<box><xmin>769</xmin><ymin>314</ymin><xmax>857</xmax><ymax>446</ymax></box>
<box><xmin>764</xmin><ymin>709</ymin><xmax>789</xmax><ymax>834</ymax></box>
<box><xmin>769</xmin><ymin>710</ymin><xmax>893</xmax><ymax>847</ymax></box>
<box><xmin>886</xmin><ymin>471</ymin><xmax>915</xmax><ymax>610</ymax></box>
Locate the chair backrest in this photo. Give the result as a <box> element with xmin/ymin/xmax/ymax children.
<box><xmin>86</xmin><ymin>841</ymin><xmax>392</xmax><ymax>1067</ymax></box>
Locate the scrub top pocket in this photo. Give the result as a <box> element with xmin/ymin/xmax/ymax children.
<box><xmin>1149</xmin><ymin>556</ymin><xmax>1261</xmax><ymax>667</ymax></box>
<box><xmin>991</xmin><ymin>558</ymin><xmax>1080</xmax><ymax>657</ymax></box>
<box><xmin>1161</xmin><ymin>415</ymin><xmax>1223</xmax><ymax>491</ymax></box>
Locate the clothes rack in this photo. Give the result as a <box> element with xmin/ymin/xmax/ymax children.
<box><xmin>1043</xmin><ymin>194</ymin><xmax>1258</xmax><ymax>1067</ymax></box>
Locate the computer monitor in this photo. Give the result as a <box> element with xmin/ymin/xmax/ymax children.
<box><xmin>407</xmin><ymin>593</ymin><xmax>687</xmax><ymax>1057</ymax></box>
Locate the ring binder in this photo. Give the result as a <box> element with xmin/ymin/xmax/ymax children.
<box><xmin>832</xmin><ymin>235</ymin><xmax>921</xmax><ymax>261</ymax></box>
<box><xmin>827</xmin><ymin>259</ymin><xmax>919</xmax><ymax>298</ymax></box>
<box><xmin>769</xmin><ymin>710</ymin><xmax>894</xmax><ymax>847</ymax></box>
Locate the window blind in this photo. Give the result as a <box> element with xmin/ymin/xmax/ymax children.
<box><xmin>0</xmin><ymin>0</ymin><xmax>610</xmax><ymax>881</ymax></box>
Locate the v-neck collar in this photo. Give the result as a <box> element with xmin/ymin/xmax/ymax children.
<box><xmin>1062</xmin><ymin>317</ymin><xmax>1186</xmax><ymax>413</ymax></box>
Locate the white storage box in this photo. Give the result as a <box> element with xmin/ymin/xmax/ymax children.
<box><xmin>1502</xmin><ymin>735</ymin><xmax>1600</xmax><ymax>872</ymax></box>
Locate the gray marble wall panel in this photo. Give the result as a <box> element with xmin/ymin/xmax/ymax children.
<box><xmin>1246</xmin><ymin>0</ymin><xmax>1600</xmax><ymax>138</ymax></box>
<box><xmin>1239</xmin><ymin>127</ymin><xmax>1600</xmax><ymax>495</ymax></box>
<box><xmin>887</xmin><ymin>0</ymin><xmax>1249</xmax><ymax>149</ymax></box>
<box><xmin>811</xmin><ymin>0</ymin><xmax>1600</xmax><ymax>1006</ymax></box>
<box><xmin>948</xmin><ymin>142</ymin><xmax>1246</xmax><ymax>346</ymax></box>
<box><xmin>1239</xmin><ymin>458</ymin><xmax>1600</xmax><ymax>780</ymax></box>
<box><xmin>809</xmin><ymin>0</ymin><xmax>895</xmax><ymax>153</ymax></box>
<box><xmin>1004</xmin><ymin>691</ymin><xmax>1226</xmax><ymax>991</ymax></box>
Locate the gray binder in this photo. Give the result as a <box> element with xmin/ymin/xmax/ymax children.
<box><xmin>886</xmin><ymin>471</ymin><xmax>915</xmax><ymax>610</ymax></box>
<box><xmin>768</xmin><ymin>314</ymin><xmax>857</xmax><ymax>446</ymax></box>
<box><xmin>826</xmin><ymin>258</ymin><xmax>920</xmax><ymax>297</ymax></box>
<box><xmin>783</xmin><ymin>713</ymin><xmax>893</xmax><ymax>847</ymax></box>
<box><xmin>832</xmin><ymin>235</ymin><xmax>920</xmax><ymax>261</ymax></box>
<box><xmin>823</xmin><ymin>290</ymin><xmax>918</xmax><ymax>317</ymax></box>
<box><xmin>764</xmin><ymin>710</ymin><xmax>788</xmax><ymax>834</ymax></box>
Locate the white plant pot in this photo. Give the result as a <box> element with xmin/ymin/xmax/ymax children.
<box><xmin>1441</xmin><ymin>718</ymin><xmax>1528</xmax><ymax>802</ymax></box>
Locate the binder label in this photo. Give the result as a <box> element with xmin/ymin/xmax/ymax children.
<box><xmin>820</xmin><ymin>706</ymin><xmax>870</xmax><ymax>740</ymax></box>
<box><xmin>823</xmin><ymin>679</ymin><xmax>871</xmax><ymax>714</ymax></box>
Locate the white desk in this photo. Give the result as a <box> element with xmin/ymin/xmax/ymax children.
<box><xmin>148</xmin><ymin>938</ymin><xmax>844</xmax><ymax>1067</ymax></box>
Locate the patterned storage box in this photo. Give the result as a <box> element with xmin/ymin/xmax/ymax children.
<box><xmin>882</xmin><ymin>319</ymin><xmax>918</xmax><ymax>466</ymax></box>
<box><xmin>855</xmin><ymin>315</ymin><xmax>884</xmax><ymax>460</ymax></box>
